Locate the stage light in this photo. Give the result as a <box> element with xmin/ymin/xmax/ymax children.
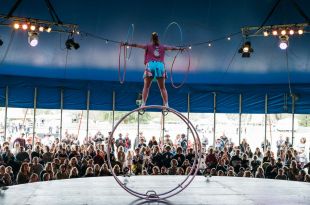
<box><xmin>46</xmin><ymin>27</ymin><xmax>52</xmax><ymax>33</ymax></box>
<box><xmin>227</xmin><ymin>37</ymin><xmax>231</xmax><ymax>40</ymax></box>
<box><xmin>13</xmin><ymin>23</ymin><xmax>20</xmax><ymax>29</ymax></box>
<box><xmin>263</xmin><ymin>31</ymin><xmax>269</xmax><ymax>37</ymax></box>
<box><xmin>30</xmin><ymin>25</ymin><xmax>36</xmax><ymax>31</ymax></box>
<box><xmin>298</xmin><ymin>29</ymin><xmax>304</xmax><ymax>35</ymax></box>
<box><xmin>208</xmin><ymin>43</ymin><xmax>211</xmax><ymax>47</ymax></box>
<box><xmin>28</xmin><ymin>32</ymin><xmax>39</xmax><ymax>47</ymax></box>
<box><xmin>279</xmin><ymin>35</ymin><xmax>289</xmax><ymax>50</ymax></box>
<box><xmin>65</xmin><ymin>38</ymin><xmax>80</xmax><ymax>50</ymax></box>
<box><xmin>188</xmin><ymin>46</ymin><xmax>192</xmax><ymax>50</ymax></box>
<box><xmin>272</xmin><ymin>30</ymin><xmax>278</xmax><ymax>36</ymax></box>
<box><xmin>238</xmin><ymin>41</ymin><xmax>254</xmax><ymax>58</ymax></box>
<box><xmin>280</xmin><ymin>30</ymin><xmax>286</xmax><ymax>35</ymax></box>
<box><xmin>289</xmin><ymin>29</ymin><xmax>294</xmax><ymax>35</ymax></box>
<box><xmin>39</xmin><ymin>26</ymin><xmax>44</xmax><ymax>32</ymax></box>
<box><xmin>22</xmin><ymin>23</ymin><xmax>28</xmax><ymax>30</ymax></box>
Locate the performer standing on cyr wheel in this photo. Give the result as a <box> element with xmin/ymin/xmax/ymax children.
<box><xmin>123</xmin><ymin>32</ymin><xmax>184</xmax><ymax>108</ymax></box>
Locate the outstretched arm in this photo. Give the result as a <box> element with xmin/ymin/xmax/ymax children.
<box><xmin>164</xmin><ymin>46</ymin><xmax>185</xmax><ymax>51</ymax></box>
<box><xmin>122</xmin><ymin>42</ymin><xmax>146</xmax><ymax>49</ymax></box>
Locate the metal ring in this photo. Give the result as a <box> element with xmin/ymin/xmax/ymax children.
<box><xmin>107</xmin><ymin>105</ymin><xmax>202</xmax><ymax>200</ymax></box>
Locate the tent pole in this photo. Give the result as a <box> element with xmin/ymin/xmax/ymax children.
<box><xmin>213</xmin><ymin>92</ymin><xmax>216</xmax><ymax>147</ymax></box>
<box><xmin>264</xmin><ymin>94</ymin><xmax>268</xmax><ymax>151</ymax></box>
<box><xmin>112</xmin><ymin>91</ymin><xmax>115</xmax><ymax>130</ymax></box>
<box><xmin>239</xmin><ymin>94</ymin><xmax>242</xmax><ymax>146</ymax></box>
<box><xmin>86</xmin><ymin>90</ymin><xmax>90</xmax><ymax>141</ymax></box>
<box><xmin>291</xmin><ymin>94</ymin><xmax>295</xmax><ymax>146</ymax></box>
<box><xmin>186</xmin><ymin>93</ymin><xmax>190</xmax><ymax>149</ymax></box>
<box><xmin>32</xmin><ymin>87</ymin><xmax>37</xmax><ymax>149</ymax></box>
<box><xmin>60</xmin><ymin>89</ymin><xmax>63</xmax><ymax>141</ymax></box>
<box><xmin>4</xmin><ymin>86</ymin><xmax>8</xmax><ymax>141</ymax></box>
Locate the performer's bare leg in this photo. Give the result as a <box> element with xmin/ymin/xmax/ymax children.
<box><xmin>157</xmin><ymin>77</ymin><xmax>168</xmax><ymax>107</ymax></box>
<box><xmin>142</xmin><ymin>77</ymin><xmax>152</xmax><ymax>106</ymax></box>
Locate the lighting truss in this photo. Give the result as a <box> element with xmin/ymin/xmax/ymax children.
<box><xmin>0</xmin><ymin>14</ymin><xmax>79</xmax><ymax>34</ymax></box>
<box><xmin>241</xmin><ymin>23</ymin><xmax>309</xmax><ymax>37</ymax></box>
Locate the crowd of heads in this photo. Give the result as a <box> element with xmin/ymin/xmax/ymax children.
<box><xmin>0</xmin><ymin>131</ymin><xmax>309</xmax><ymax>188</ymax></box>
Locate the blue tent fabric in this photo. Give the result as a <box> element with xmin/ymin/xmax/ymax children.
<box><xmin>0</xmin><ymin>75</ymin><xmax>309</xmax><ymax>113</ymax></box>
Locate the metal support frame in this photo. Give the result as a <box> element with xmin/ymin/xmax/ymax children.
<box><xmin>264</xmin><ymin>94</ymin><xmax>268</xmax><ymax>151</ymax></box>
<box><xmin>86</xmin><ymin>90</ymin><xmax>90</xmax><ymax>139</ymax></box>
<box><xmin>292</xmin><ymin>94</ymin><xmax>295</xmax><ymax>146</ymax></box>
<box><xmin>186</xmin><ymin>93</ymin><xmax>190</xmax><ymax>147</ymax></box>
<box><xmin>112</xmin><ymin>91</ymin><xmax>115</xmax><ymax>130</ymax></box>
<box><xmin>162</xmin><ymin>112</ymin><xmax>165</xmax><ymax>146</ymax></box>
<box><xmin>60</xmin><ymin>89</ymin><xmax>63</xmax><ymax>141</ymax></box>
<box><xmin>238</xmin><ymin>94</ymin><xmax>242</xmax><ymax>145</ymax></box>
<box><xmin>32</xmin><ymin>87</ymin><xmax>37</xmax><ymax>149</ymax></box>
<box><xmin>213</xmin><ymin>92</ymin><xmax>216</xmax><ymax>147</ymax></box>
<box><xmin>6</xmin><ymin>0</ymin><xmax>23</xmax><ymax>18</ymax></box>
<box><xmin>4</xmin><ymin>86</ymin><xmax>8</xmax><ymax>141</ymax></box>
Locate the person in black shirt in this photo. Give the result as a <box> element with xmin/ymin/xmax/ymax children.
<box><xmin>151</xmin><ymin>145</ymin><xmax>162</xmax><ymax>168</ymax></box>
<box><xmin>241</xmin><ymin>153</ymin><xmax>250</xmax><ymax>170</ymax></box>
<box><xmin>162</xmin><ymin>145</ymin><xmax>173</xmax><ymax>168</ymax></box>
<box><xmin>265</xmin><ymin>158</ymin><xmax>278</xmax><ymax>179</ymax></box>
<box><xmin>185</xmin><ymin>148</ymin><xmax>195</xmax><ymax>165</ymax></box>
<box><xmin>250</xmin><ymin>155</ymin><xmax>261</xmax><ymax>174</ymax></box>
<box><xmin>230</xmin><ymin>149</ymin><xmax>242</xmax><ymax>173</ymax></box>
<box><xmin>173</xmin><ymin>147</ymin><xmax>185</xmax><ymax>167</ymax></box>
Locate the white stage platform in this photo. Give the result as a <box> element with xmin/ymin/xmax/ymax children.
<box><xmin>1</xmin><ymin>176</ymin><xmax>309</xmax><ymax>205</ymax></box>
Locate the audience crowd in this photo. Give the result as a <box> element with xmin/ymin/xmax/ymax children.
<box><xmin>1</xmin><ymin>131</ymin><xmax>310</xmax><ymax>188</ymax></box>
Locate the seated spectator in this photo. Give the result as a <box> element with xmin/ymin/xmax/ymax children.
<box><xmin>173</xmin><ymin>147</ymin><xmax>185</xmax><ymax>167</ymax></box>
<box><xmin>16</xmin><ymin>162</ymin><xmax>31</xmax><ymax>184</ymax></box>
<box><xmin>42</xmin><ymin>173</ymin><xmax>50</xmax><ymax>181</ymax></box>
<box><xmin>162</xmin><ymin>146</ymin><xmax>173</xmax><ymax>169</ymax></box>
<box><xmin>205</xmin><ymin>148</ymin><xmax>218</xmax><ymax>169</ymax></box>
<box><xmin>243</xmin><ymin>170</ymin><xmax>252</xmax><ymax>178</ymax></box>
<box><xmin>227</xmin><ymin>170</ymin><xmax>235</xmax><ymax>177</ymax></box>
<box><xmin>69</xmin><ymin>167</ymin><xmax>79</xmax><ymax>179</ymax></box>
<box><xmin>93</xmin><ymin>149</ymin><xmax>105</xmax><ymax>167</ymax></box>
<box><xmin>237</xmin><ymin>167</ymin><xmax>245</xmax><ymax>177</ymax></box>
<box><xmin>265</xmin><ymin>158</ymin><xmax>278</xmax><ymax>179</ymax></box>
<box><xmin>304</xmin><ymin>174</ymin><xmax>310</xmax><ymax>182</ymax></box>
<box><xmin>113</xmin><ymin>164</ymin><xmax>122</xmax><ymax>176</ymax></box>
<box><xmin>99</xmin><ymin>163</ymin><xmax>111</xmax><ymax>176</ymax></box>
<box><xmin>241</xmin><ymin>153</ymin><xmax>250</xmax><ymax>170</ymax></box>
<box><xmin>84</xmin><ymin>167</ymin><xmax>94</xmax><ymax>177</ymax></box>
<box><xmin>42</xmin><ymin>146</ymin><xmax>53</xmax><ymax>164</ymax></box>
<box><xmin>152</xmin><ymin>166</ymin><xmax>160</xmax><ymax>175</ymax></box>
<box><xmin>230</xmin><ymin>149</ymin><xmax>242</xmax><ymax>173</ymax></box>
<box><xmin>217</xmin><ymin>170</ymin><xmax>225</xmax><ymax>176</ymax></box>
<box><xmin>160</xmin><ymin>166</ymin><xmax>168</xmax><ymax>175</ymax></box>
<box><xmin>40</xmin><ymin>162</ymin><xmax>54</xmax><ymax>181</ymax></box>
<box><xmin>275</xmin><ymin>168</ymin><xmax>287</xmax><ymax>180</ymax></box>
<box><xmin>251</xmin><ymin>155</ymin><xmax>261</xmax><ymax>174</ymax></box>
<box><xmin>210</xmin><ymin>168</ymin><xmax>217</xmax><ymax>176</ymax></box>
<box><xmin>15</xmin><ymin>146</ymin><xmax>30</xmax><ymax>163</ymax></box>
<box><xmin>255</xmin><ymin>167</ymin><xmax>265</xmax><ymax>178</ymax></box>
<box><xmin>30</xmin><ymin>157</ymin><xmax>43</xmax><ymax>177</ymax></box>
<box><xmin>288</xmin><ymin>160</ymin><xmax>299</xmax><ymax>181</ymax></box>
<box><xmin>148</xmin><ymin>136</ymin><xmax>158</xmax><ymax>149</ymax></box>
<box><xmin>55</xmin><ymin>164</ymin><xmax>69</xmax><ymax>180</ymax></box>
<box><xmin>176</xmin><ymin>167</ymin><xmax>185</xmax><ymax>175</ymax></box>
<box><xmin>186</xmin><ymin>148</ymin><xmax>195</xmax><ymax>165</ymax></box>
<box><xmin>93</xmin><ymin>164</ymin><xmax>100</xmax><ymax>176</ymax></box>
<box><xmin>2</xmin><ymin>173</ymin><xmax>12</xmax><ymax>186</ymax></box>
<box><xmin>29</xmin><ymin>173</ymin><xmax>39</xmax><ymax>183</ymax></box>
<box><xmin>168</xmin><ymin>159</ymin><xmax>178</xmax><ymax>175</ymax></box>
<box><xmin>5</xmin><ymin>166</ymin><xmax>14</xmax><ymax>182</ymax></box>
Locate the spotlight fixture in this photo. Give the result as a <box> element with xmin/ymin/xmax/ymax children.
<box><xmin>263</xmin><ymin>31</ymin><xmax>269</xmax><ymax>37</ymax></box>
<box><xmin>279</xmin><ymin>35</ymin><xmax>289</xmax><ymax>50</ymax></box>
<box><xmin>65</xmin><ymin>38</ymin><xmax>80</xmax><ymax>50</ymax></box>
<box><xmin>13</xmin><ymin>23</ymin><xmax>20</xmax><ymax>29</ymax></box>
<box><xmin>298</xmin><ymin>29</ymin><xmax>304</xmax><ymax>35</ymax></box>
<box><xmin>46</xmin><ymin>27</ymin><xmax>52</xmax><ymax>33</ymax></box>
<box><xmin>22</xmin><ymin>23</ymin><xmax>28</xmax><ymax>30</ymax></box>
<box><xmin>28</xmin><ymin>32</ymin><xmax>39</xmax><ymax>47</ymax></box>
<box><xmin>272</xmin><ymin>30</ymin><xmax>278</xmax><ymax>36</ymax></box>
<box><xmin>208</xmin><ymin>43</ymin><xmax>212</xmax><ymax>47</ymax></box>
<box><xmin>238</xmin><ymin>41</ymin><xmax>254</xmax><ymax>58</ymax></box>
<box><xmin>39</xmin><ymin>26</ymin><xmax>44</xmax><ymax>32</ymax></box>
<box><xmin>227</xmin><ymin>37</ymin><xmax>231</xmax><ymax>40</ymax></box>
<box><xmin>280</xmin><ymin>30</ymin><xmax>286</xmax><ymax>35</ymax></box>
<box><xmin>188</xmin><ymin>46</ymin><xmax>192</xmax><ymax>50</ymax></box>
<box><xmin>30</xmin><ymin>25</ymin><xmax>36</xmax><ymax>31</ymax></box>
<box><xmin>289</xmin><ymin>29</ymin><xmax>295</xmax><ymax>35</ymax></box>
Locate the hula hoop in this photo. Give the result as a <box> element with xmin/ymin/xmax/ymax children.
<box><xmin>106</xmin><ymin>105</ymin><xmax>202</xmax><ymax>200</ymax></box>
<box><xmin>118</xmin><ymin>43</ymin><xmax>127</xmax><ymax>84</ymax></box>
<box><xmin>170</xmin><ymin>49</ymin><xmax>191</xmax><ymax>89</ymax></box>
<box><xmin>163</xmin><ymin>22</ymin><xmax>183</xmax><ymax>58</ymax></box>
<box><xmin>126</xmin><ymin>24</ymin><xmax>135</xmax><ymax>60</ymax></box>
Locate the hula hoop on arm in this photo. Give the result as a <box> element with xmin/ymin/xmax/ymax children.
<box><xmin>106</xmin><ymin>105</ymin><xmax>202</xmax><ymax>201</ymax></box>
<box><xmin>126</xmin><ymin>24</ymin><xmax>135</xmax><ymax>60</ymax></box>
<box><xmin>118</xmin><ymin>43</ymin><xmax>127</xmax><ymax>84</ymax></box>
<box><xmin>170</xmin><ymin>49</ymin><xmax>191</xmax><ymax>89</ymax></box>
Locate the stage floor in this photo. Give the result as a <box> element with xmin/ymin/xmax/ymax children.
<box><xmin>1</xmin><ymin>176</ymin><xmax>309</xmax><ymax>205</ymax></box>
